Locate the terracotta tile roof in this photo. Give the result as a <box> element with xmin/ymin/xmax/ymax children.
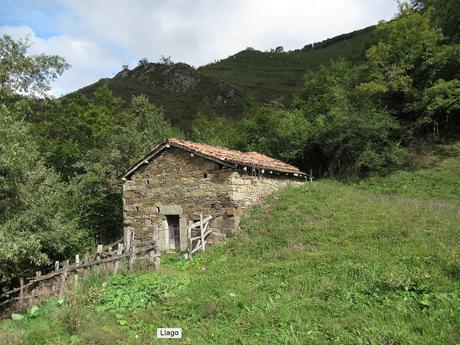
<box><xmin>122</xmin><ymin>138</ymin><xmax>307</xmax><ymax>179</ymax></box>
<box><xmin>168</xmin><ymin>138</ymin><xmax>301</xmax><ymax>173</ymax></box>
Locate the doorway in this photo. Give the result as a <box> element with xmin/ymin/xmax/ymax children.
<box><xmin>166</xmin><ymin>215</ymin><xmax>180</xmax><ymax>251</ymax></box>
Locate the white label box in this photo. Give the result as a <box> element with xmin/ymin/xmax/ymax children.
<box><xmin>157</xmin><ymin>328</ymin><xmax>182</xmax><ymax>339</ymax></box>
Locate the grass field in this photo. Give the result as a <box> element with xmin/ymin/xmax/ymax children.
<box><xmin>356</xmin><ymin>141</ymin><xmax>460</xmax><ymax>207</ymax></box>
<box><xmin>1</xmin><ymin>143</ymin><xmax>459</xmax><ymax>345</ymax></box>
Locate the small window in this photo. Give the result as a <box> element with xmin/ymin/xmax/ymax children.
<box><xmin>156</xmin><ymin>207</ymin><xmax>160</xmax><ymax>212</ymax></box>
<box><xmin>135</xmin><ymin>206</ymin><xmax>139</xmax><ymax>211</ymax></box>
<box><xmin>147</xmin><ymin>180</ymin><xmax>150</xmax><ymax>185</ymax></box>
<box><xmin>203</xmin><ymin>173</ymin><xmax>208</xmax><ymax>178</ymax></box>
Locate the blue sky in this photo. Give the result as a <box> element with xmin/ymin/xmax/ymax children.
<box><xmin>0</xmin><ymin>0</ymin><xmax>399</xmax><ymax>96</ymax></box>
<box><xmin>0</xmin><ymin>0</ymin><xmax>69</xmax><ymax>37</ymax></box>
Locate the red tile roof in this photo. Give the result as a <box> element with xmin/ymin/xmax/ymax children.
<box><xmin>122</xmin><ymin>138</ymin><xmax>306</xmax><ymax>179</ymax></box>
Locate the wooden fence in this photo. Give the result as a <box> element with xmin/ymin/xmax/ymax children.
<box><xmin>0</xmin><ymin>231</ymin><xmax>159</xmax><ymax>317</ymax></box>
<box><xmin>187</xmin><ymin>214</ymin><xmax>212</xmax><ymax>260</ymax></box>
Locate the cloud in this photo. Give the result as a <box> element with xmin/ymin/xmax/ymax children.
<box><xmin>2</xmin><ymin>0</ymin><xmax>399</xmax><ymax>94</ymax></box>
<box><xmin>60</xmin><ymin>0</ymin><xmax>397</xmax><ymax>66</ymax></box>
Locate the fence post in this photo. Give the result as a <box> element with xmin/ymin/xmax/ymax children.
<box><xmin>125</xmin><ymin>229</ymin><xmax>132</xmax><ymax>254</ymax></box>
<box><xmin>19</xmin><ymin>278</ymin><xmax>24</xmax><ymax>307</ymax></box>
<box><xmin>128</xmin><ymin>231</ymin><xmax>136</xmax><ymax>271</ymax></box>
<box><xmin>154</xmin><ymin>244</ymin><xmax>160</xmax><ymax>269</ymax></box>
<box><xmin>187</xmin><ymin>220</ymin><xmax>192</xmax><ymax>260</ymax></box>
<box><xmin>59</xmin><ymin>260</ymin><xmax>69</xmax><ymax>298</ymax></box>
<box><xmin>96</xmin><ymin>245</ymin><xmax>103</xmax><ymax>261</ymax></box>
<box><xmin>113</xmin><ymin>243</ymin><xmax>124</xmax><ymax>274</ymax></box>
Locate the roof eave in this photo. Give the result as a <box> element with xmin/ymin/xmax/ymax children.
<box><xmin>120</xmin><ymin>140</ymin><xmax>310</xmax><ymax>181</ymax></box>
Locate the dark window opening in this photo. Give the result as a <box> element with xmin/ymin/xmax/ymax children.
<box><xmin>156</xmin><ymin>207</ymin><xmax>160</xmax><ymax>212</ymax></box>
<box><xmin>203</xmin><ymin>173</ymin><xmax>208</xmax><ymax>178</ymax></box>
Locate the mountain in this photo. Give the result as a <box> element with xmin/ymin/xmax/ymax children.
<box><xmin>74</xmin><ymin>25</ymin><xmax>375</xmax><ymax>129</ymax></box>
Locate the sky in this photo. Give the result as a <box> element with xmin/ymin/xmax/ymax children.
<box><xmin>0</xmin><ymin>0</ymin><xmax>399</xmax><ymax>96</ymax></box>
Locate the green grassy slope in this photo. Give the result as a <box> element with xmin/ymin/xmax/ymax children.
<box><xmin>199</xmin><ymin>26</ymin><xmax>374</xmax><ymax>103</ymax></box>
<box><xmin>357</xmin><ymin>142</ymin><xmax>460</xmax><ymax>207</ymax></box>
<box><xmin>2</xmin><ymin>168</ymin><xmax>459</xmax><ymax>344</ymax></box>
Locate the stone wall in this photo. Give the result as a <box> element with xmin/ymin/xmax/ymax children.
<box><xmin>122</xmin><ymin>147</ymin><xmax>303</xmax><ymax>252</ymax></box>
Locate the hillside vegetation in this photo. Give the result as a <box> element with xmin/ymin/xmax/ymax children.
<box><xmin>1</xmin><ymin>144</ymin><xmax>459</xmax><ymax>344</ymax></box>
<box><xmin>199</xmin><ymin>26</ymin><xmax>374</xmax><ymax>103</ymax></box>
<box><xmin>77</xmin><ymin>26</ymin><xmax>374</xmax><ymax>128</ymax></box>
<box><xmin>357</xmin><ymin>141</ymin><xmax>460</xmax><ymax>207</ymax></box>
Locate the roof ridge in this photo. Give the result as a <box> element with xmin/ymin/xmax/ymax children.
<box><xmin>121</xmin><ymin>138</ymin><xmax>307</xmax><ymax>179</ymax></box>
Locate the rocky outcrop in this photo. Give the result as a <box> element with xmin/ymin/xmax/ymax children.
<box><xmin>114</xmin><ymin>62</ymin><xmax>200</xmax><ymax>93</ymax></box>
<box><xmin>203</xmin><ymin>80</ymin><xmax>238</xmax><ymax>105</ymax></box>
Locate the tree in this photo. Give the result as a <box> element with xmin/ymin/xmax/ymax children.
<box><xmin>358</xmin><ymin>4</ymin><xmax>460</xmax><ymax>136</ymax></box>
<box><xmin>412</xmin><ymin>0</ymin><xmax>460</xmax><ymax>42</ymax></box>
<box><xmin>138</xmin><ymin>57</ymin><xmax>149</xmax><ymax>67</ymax></box>
<box><xmin>295</xmin><ymin>60</ymin><xmax>407</xmax><ymax>175</ymax></box>
<box><xmin>236</xmin><ymin>102</ymin><xmax>310</xmax><ymax>164</ymax></box>
<box><xmin>0</xmin><ymin>105</ymin><xmax>87</xmax><ymax>288</ymax></box>
<box><xmin>159</xmin><ymin>55</ymin><xmax>173</xmax><ymax>65</ymax></box>
<box><xmin>191</xmin><ymin>112</ymin><xmax>239</xmax><ymax>148</ymax></box>
<box><xmin>0</xmin><ymin>35</ymin><xmax>69</xmax><ymax>99</ymax></box>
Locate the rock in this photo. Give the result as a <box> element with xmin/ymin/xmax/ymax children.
<box><xmin>11</xmin><ymin>313</ymin><xmax>24</xmax><ymax>321</ymax></box>
<box><xmin>114</xmin><ymin>62</ymin><xmax>200</xmax><ymax>93</ymax></box>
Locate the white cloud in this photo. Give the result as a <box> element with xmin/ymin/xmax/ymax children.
<box><xmin>59</xmin><ymin>0</ymin><xmax>398</xmax><ymax>66</ymax></box>
<box><xmin>2</xmin><ymin>0</ymin><xmax>399</xmax><ymax>94</ymax></box>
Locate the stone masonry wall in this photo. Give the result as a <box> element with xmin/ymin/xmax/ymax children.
<box><xmin>122</xmin><ymin>148</ymin><xmax>303</xmax><ymax>252</ymax></box>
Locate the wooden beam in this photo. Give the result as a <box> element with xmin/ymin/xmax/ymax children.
<box><xmin>200</xmin><ymin>214</ymin><xmax>205</xmax><ymax>252</ymax></box>
<box><xmin>189</xmin><ymin>216</ymin><xmax>212</xmax><ymax>229</ymax></box>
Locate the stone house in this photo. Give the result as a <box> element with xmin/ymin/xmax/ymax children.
<box><xmin>121</xmin><ymin>138</ymin><xmax>308</xmax><ymax>253</ymax></box>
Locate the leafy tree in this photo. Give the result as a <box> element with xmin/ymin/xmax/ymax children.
<box><xmin>159</xmin><ymin>55</ymin><xmax>174</xmax><ymax>65</ymax></box>
<box><xmin>0</xmin><ymin>105</ymin><xmax>87</xmax><ymax>288</ymax></box>
<box><xmin>236</xmin><ymin>102</ymin><xmax>310</xmax><ymax>164</ymax></box>
<box><xmin>0</xmin><ymin>35</ymin><xmax>69</xmax><ymax>99</ymax></box>
<box><xmin>138</xmin><ymin>57</ymin><xmax>149</xmax><ymax>67</ymax></box>
<box><xmin>307</xmin><ymin>101</ymin><xmax>407</xmax><ymax>175</ymax></box>
<box><xmin>191</xmin><ymin>112</ymin><xmax>239</xmax><ymax>148</ymax></box>
<box><xmin>0</xmin><ymin>35</ymin><xmax>87</xmax><ymax>288</ymax></box>
<box><xmin>412</xmin><ymin>0</ymin><xmax>460</xmax><ymax>42</ymax></box>
<box><xmin>295</xmin><ymin>59</ymin><xmax>407</xmax><ymax>175</ymax></box>
<box><xmin>358</xmin><ymin>5</ymin><xmax>460</xmax><ymax>137</ymax></box>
